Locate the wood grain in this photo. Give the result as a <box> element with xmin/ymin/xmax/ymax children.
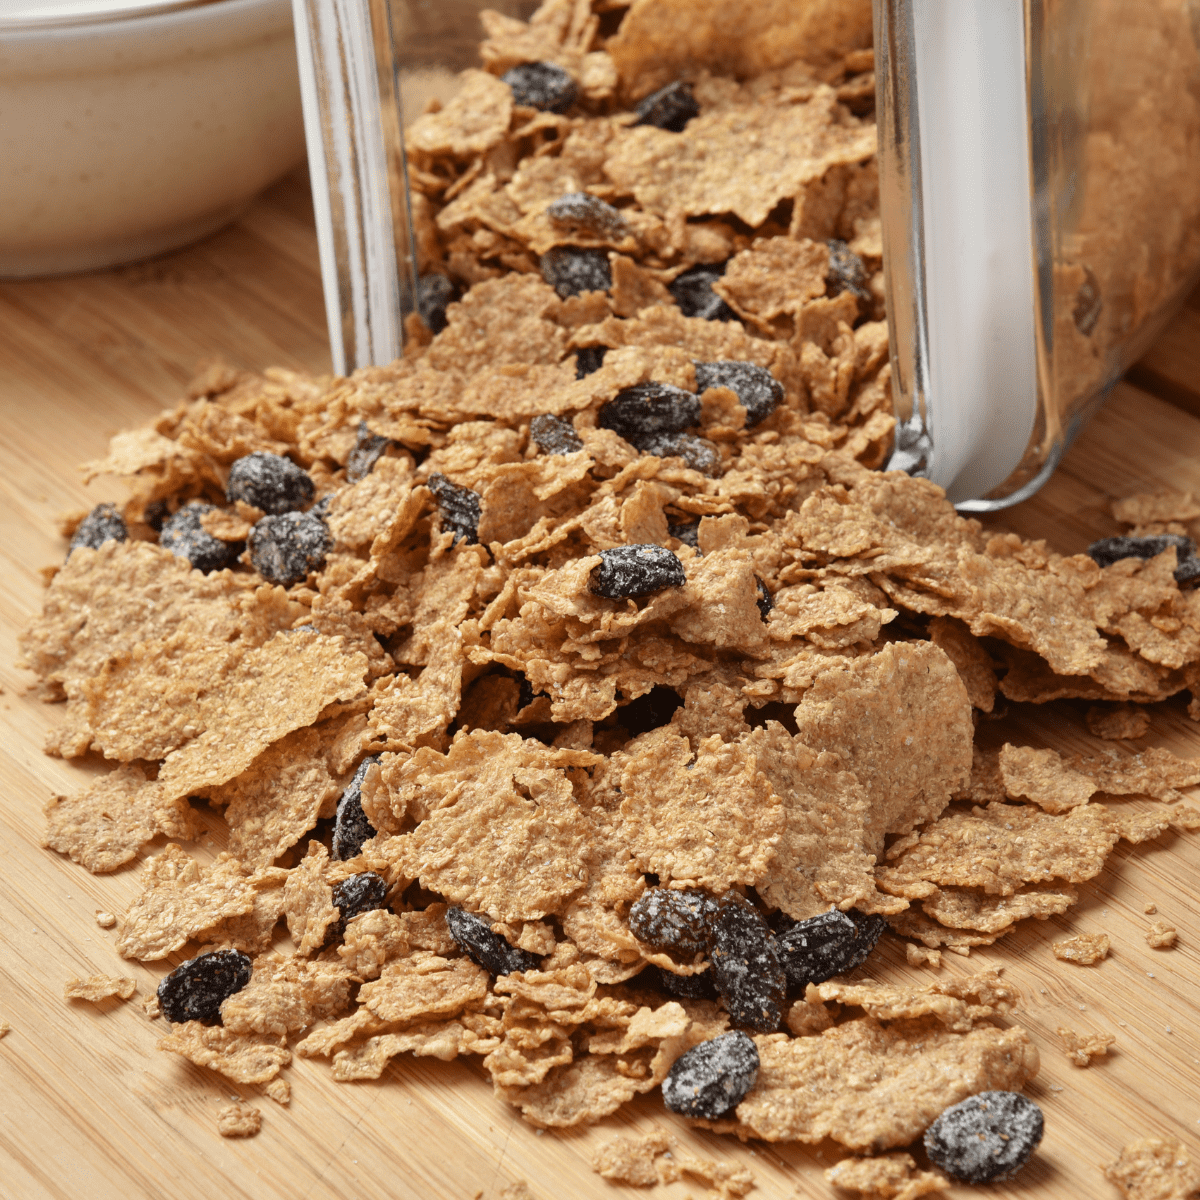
<box><xmin>2</xmin><ymin>169</ymin><xmax>1199</xmax><ymax>1200</ymax></box>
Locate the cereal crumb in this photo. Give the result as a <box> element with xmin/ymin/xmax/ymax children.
<box><xmin>1144</xmin><ymin>903</ymin><xmax>1157</xmax><ymax>914</ymax></box>
<box><xmin>141</xmin><ymin>994</ymin><xmax>161</xmax><ymax>1020</ymax></box>
<box><xmin>264</xmin><ymin>1079</ymin><xmax>291</xmax><ymax>1106</ymax></box>
<box><xmin>216</xmin><ymin>1101</ymin><xmax>261</xmax><ymax>1138</ymax></box>
<box><xmin>63</xmin><ymin>974</ymin><xmax>137</xmax><ymax>1003</ymax></box>
<box><xmin>1057</xmin><ymin>1027</ymin><xmax>1116</xmax><ymax>1067</ymax></box>
<box><xmin>95</xmin><ymin>911</ymin><xmax>116</xmax><ymax>928</ymax></box>
<box><xmin>825</xmin><ymin>1151</ymin><xmax>950</xmax><ymax>1198</ymax></box>
<box><xmin>0</xmin><ymin>1022</ymin><xmax>10</xmax><ymax>1038</ymax></box>
<box><xmin>1052</xmin><ymin>932</ymin><xmax>1110</xmax><ymax>965</ymax></box>
<box><xmin>1147</xmin><ymin>922</ymin><xmax>1178</xmax><ymax>949</ymax></box>
<box><xmin>905</xmin><ymin>943</ymin><xmax>943</xmax><ymax>969</ymax></box>
<box><xmin>591</xmin><ymin>1132</ymin><xmax>753</xmax><ymax>1197</ymax></box>
<box><xmin>1104</xmin><ymin>1136</ymin><xmax>1200</xmax><ymax>1200</ymax></box>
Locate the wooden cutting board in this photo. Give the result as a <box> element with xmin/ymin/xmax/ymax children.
<box><xmin>2</xmin><ymin>168</ymin><xmax>1199</xmax><ymax>1200</ymax></box>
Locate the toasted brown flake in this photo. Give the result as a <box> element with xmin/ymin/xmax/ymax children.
<box><xmin>905</xmin><ymin>944</ymin><xmax>942</xmax><ymax>969</ymax></box>
<box><xmin>1057</xmin><ymin>1027</ymin><xmax>1116</xmax><ymax>1067</ymax></box>
<box><xmin>1112</xmin><ymin>491</ymin><xmax>1200</xmax><ymax>526</ymax></box>
<box><xmin>63</xmin><ymin>975</ymin><xmax>137</xmax><ymax>1003</ymax></box>
<box><xmin>158</xmin><ymin>1022</ymin><xmax>290</xmax><ymax>1083</ymax></box>
<box><xmin>1052</xmin><ymin>932</ymin><xmax>1110</xmax><ymax>965</ymax></box>
<box><xmin>1072</xmin><ymin>746</ymin><xmax>1200</xmax><ymax>802</ymax></box>
<box><xmin>283</xmin><ymin>842</ymin><xmax>341</xmax><ymax>957</ymax></box>
<box><xmin>1147</xmin><ymin>922</ymin><xmax>1178</xmax><ymax>948</ymax></box>
<box><xmin>591</xmin><ymin>1132</ymin><xmax>671</xmax><ymax>1187</ymax></box>
<box><xmin>921</xmin><ymin>885</ymin><xmax>1078</xmax><ymax>933</ymax></box>
<box><xmin>814</xmin><ymin>970</ymin><xmax>1018</xmax><ymax>1033</ymax></box>
<box><xmin>407</xmin><ymin>70</ymin><xmax>513</xmax><ymax>158</ymax></box>
<box><xmin>216</xmin><ymin>1101</ymin><xmax>262</xmax><ymax>1138</ymax></box>
<box><xmin>1104</xmin><ymin>1137</ymin><xmax>1200</xmax><ymax>1200</ymax></box>
<box><xmin>825</xmin><ymin>1151</ymin><xmax>950</xmax><ymax>1199</ymax></box>
<box><xmin>1086</xmin><ymin>704</ymin><xmax>1152</xmax><ymax>740</ymax></box>
<box><xmin>929</xmin><ymin>616</ymin><xmax>998</xmax><ymax>712</ymax></box>
<box><xmin>358</xmin><ymin>953</ymin><xmax>489</xmax><ymax>1025</ymax></box>
<box><xmin>220</xmin><ymin>958</ymin><xmax>353</xmax><ymax>1036</ymax></box>
<box><xmin>999</xmin><ymin>744</ymin><xmax>1097</xmax><ymax>813</ymax></box>
<box><xmin>886</xmin><ymin>908</ymin><xmax>1007</xmax><ymax>955</ymax></box>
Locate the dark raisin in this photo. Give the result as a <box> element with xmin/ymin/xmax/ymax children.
<box><xmin>669</xmin><ymin>262</ymin><xmax>737</xmax><ymax>322</ymax></box>
<box><xmin>1073</xmin><ymin>267</ymin><xmax>1102</xmax><ymax>337</ymax></box>
<box><xmin>755</xmin><ymin>576</ymin><xmax>773</xmax><ymax>622</ymax></box>
<box><xmin>1176</xmin><ymin>557</ymin><xmax>1200</xmax><ymax>587</ymax></box>
<box><xmin>446</xmin><ymin>907</ymin><xmax>542</xmax><ymax>976</ymax></box>
<box><xmin>668</xmin><ymin>519</ymin><xmax>700</xmax><ymax>549</ymax></box>
<box><xmin>346</xmin><ymin>420</ymin><xmax>392</xmax><ymax>482</ymax></box>
<box><xmin>825</xmin><ymin>239</ymin><xmax>871</xmax><ymax>303</ymax></box>
<box><xmin>661</xmin><ymin>1030</ymin><xmax>759</xmax><ymax>1118</ymax></box>
<box><xmin>597</xmin><ymin>382</ymin><xmax>701</xmax><ymax>442</ymax></box>
<box><xmin>655</xmin><ymin>965</ymin><xmax>718</xmax><ymax>1001</ymax></box>
<box><xmin>590</xmin><ymin>544</ymin><xmax>687</xmax><ymax>599</ymax></box>
<box><xmin>157</xmin><ymin>948</ymin><xmax>253</xmax><ymax>1025</ymax></box>
<box><xmin>1087</xmin><ymin>534</ymin><xmax>1194</xmax><ymax>569</ymax></box>
<box><xmin>248</xmin><ymin>511</ymin><xmax>331</xmax><ymax>586</ymax></box>
<box><xmin>226</xmin><ymin>451</ymin><xmax>315</xmax><ymax>515</ymax></box>
<box><xmin>634</xmin><ymin>81</ymin><xmax>699</xmax><ymax>133</ymax></box>
<box><xmin>332</xmin><ymin>755</ymin><xmax>379</xmax><ymax>860</ymax></box>
<box><xmin>540</xmin><ymin>246</ymin><xmax>612</xmax><ymax>299</ymax></box>
<box><xmin>427</xmin><ymin>473</ymin><xmax>481</xmax><ymax>545</ymax></box>
<box><xmin>636</xmin><ymin>432</ymin><xmax>720</xmax><ymax>476</ymax></box>
<box><xmin>924</xmin><ymin>1091</ymin><xmax>1044</xmax><ymax>1183</ymax></box>
<box><xmin>417</xmin><ymin>273</ymin><xmax>458</xmax><ymax>335</ymax></box>
<box><xmin>693</xmin><ymin>360</ymin><xmax>784</xmax><ymax>426</ymax></box>
<box><xmin>331</xmin><ymin>871</ymin><xmax>389</xmax><ymax>937</ymax></box>
<box><xmin>629</xmin><ymin>887</ymin><xmax>718</xmax><ymax>956</ymax></box>
<box><xmin>774</xmin><ymin>909</ymin><xmax>864</xmax><ymax>990</ymax></box>
<box><xmin>158</xmin><ymin>501</ymin><xmax>239</xmax><ymax>573</ymax></box>
<box><xmin>545</xmin><ymin>192</ymin><xmax>629</xmax><ymax>239</ymax></box>
<box><xmin>502</xmin><ymin>61</ymin><xmax>577</xmax><ymax>113</ymax></box>
<box><xmin>68</xmin><ymin>503</ymin><xmax>127</xmax><ymax>557</ymax></box>
<box><xmin>709</xmin><ymin>894</ymin><xmax>786</xmax><ymax>1032</ymax></box>
<box><xmin>575</xmin><ymin>345</ymin><xmax>608</xmax><ymax>378</ymax></box>
<box><xmin>530</xmin><ymin>413</ymin><xmax>584</xmax><ymax>456</ymax></box>
<box><xmin>143</xmin><ymin>499</ymin><xmax>170</xmax><ymax>532</ymax></box>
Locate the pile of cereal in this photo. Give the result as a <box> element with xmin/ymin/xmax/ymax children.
<box><xmin>19</xmin><ymin>0</ymin><xmax>1200</xmax><ymax>1180</ymax></box>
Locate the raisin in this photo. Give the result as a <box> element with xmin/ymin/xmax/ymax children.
<box><xmin>540</xmin><ymin>246</ymin><xmax>612</xmax><ymax>299</ymax></box>
<box><xmin>332</xmin><ymin>755</ymin><xmax>379</xmax><ymax>860</ymax></box>
<box><xmin>1176</xmin><ymin>557</ymin><xmax>1200</xmax><ymax>587</ymax></box>
<box><xmin>575</xmin><ymin>345</ymin><xmax>608</xmax><ymax>378</ymax></box>
<box><xmin>597</xmin><ymin>382</ymin><xmax>701</xmax><ymax>442</ymax></box>
<box><xmin>668</xmin><ymin>262</ymin><xmax>737</xmax><ymax>322</ymax></box>
<box><xmin>68</xmin><ymin>503</ymin><xmax>127</xmax><ymax>557</ymax></box>
<box><xmin>773</xmin><ymin>909</ymin><xmax>869</xmax><ymax>990</ymax></box>
<box><xmin>248</xmin><ymin>511</ymin><xmax>331</xmax><ymax>587</ymax></box>
<box><xmin>668</xmin><ymin>519</ymin><xmax>700</xmax><ymax>549</ymax></box>
<box><xmin>755</xmin><ymin>576</ymin><xmax>773</xmax><ymax>622</ymax></box>
<box><xmin>693</xmin><ymin>360</ymin><xmax>784</xmax><ymax>427</ymax></box>
<box><xmin>1087</xmin><ymin>534</ymin><xmax>1194</xmax><ymax>569</ymax></box>
<box><xmin>661</xmin><ymin>1031</ymin><xmax>759</xmax><ymax>1119</ymax></box>
<box><xmin>159</xmin><ymin>501</ymin><xmax>239</xmax><ymax>573</ymax></box>
<box><xmin>226</xmin><ymin>451</ymin><xmax>315</xmax><ymax>515</ymax></box>
<box><xmin>637</xmin><ymin>431</ymin><xmax>720</xmax><ymax>476</ymax></box>
<box><xmin>1073</xmin><ymin>267</ymin><xmax>1102</xmax><ymax>337</ymax></box>
<box><xmin>924</xmin><ymin>1091</ymin><xmax>1044</xmax><ymax>1183</ymax></box>
<box><xmin>825</xmin><ymin>239</ymin><xmax>872</xmax><ymax>303</ymax></box>
<box><xmin>427</xmin><ymin>473</ymin><xmax>481</xmax><ymax>545</ymax></box>
<box><xmin>502</xmin><ymin>61</ymin><xmax>577</xmax><ymax>113</ymax></box>
<box><xmin>417</xmin><ymin>273</ymin><xmax>457</xmax><ymax>335</ymax></box>
<box><xmin>629</xmin><ymin>887</ymin><xmax>718</xmax><ymax>956</ymax></box>
<box><xmin>545</xmin><ymin>192</ymin><xmax>629</xmax><ymax>239</ymax></box>
<box><xmin>445</xmin><ymin>907</ymin><xmax>542</xmax><ymax>976</ymax></box>
<box><xmin>634</xmin><ymin>81</ymin><xmax>700</xmax><ymax>133</ymax></box>
<box><xmin>530</xmin><ymin>413</ymin><xmax>583</xmax><ymax>456</ymax></box>
<box><xmin>331</xmin><ymin>871</ymin><xmax>389</xmax><ymax>937</ymax></box>
<box><xmin>656</xmin><ymin>965</ymin><xmax>718</xmax><ymax>1001</ymax></box>
<box><xmin>157</xmin><ymin>948</ymin><xmax>253</xmax><ymax>1025</ymax></box>
<box><xmin>346</xmin><ymin>420</ymin><xmax>392</xmax><ymax>482</ymax></box>
<box><xmin>590</xmin><ymin>544</ymin><xmax>687</xmax><ymax>599</ymax></box>
<box><xmin>143</xmin><ymin>499</ymin><xmax>170</xmax><ymax>532</ymax></box>
<box><xmin>709</xmin><ymin>894</ymin><xmax>786</xmax><ymax>1032</ymax></box>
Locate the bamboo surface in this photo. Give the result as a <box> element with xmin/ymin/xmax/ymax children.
<box><xmin>2</xmin><ymin>168</ymin><xmax>1200</xmax><ymax>1200</ymax></box>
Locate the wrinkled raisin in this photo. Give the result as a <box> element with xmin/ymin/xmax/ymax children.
<box><xmin>1073</xmin><ymin>267</ymin><xmax>1102</xmax><ymax>337</ymax></box>
<box><xmin>69</xmin><ymin>503</ymin><xmax>127</xmax><ymax>557</ymax></box>
<box><xmin>331</xmin><ymin>871</ymin><xmax>389</xmax><ymax>937</ymax></box>
<box><xmin>159</xmin><ymin>501</ymin><xmax>239</xmax><ymax>573</ymax></box>
<box><xmin>668</xmin><ymin>519</ymin><xmax>700</xmax><ymax>549</ymax></box>
<box><xmin>709</xmin><ymin>894</ymin><xmax>786</xmax><ymax>1032</ymax></box>
<box><xmin>755</xmin><ymin>577</ymin><xmax>773</xmax><ymax>622</ymax></box>
<box><xmin>924</xmin><ymin>1091</ymin><xmax>1044</xmax><ymax>1183</ymax></box>
<box><xmin>693</xmin><ymin>360</ymin><xmax>784</xmax><ymax>426</ymax></box>
<box><xmin>629</xmin><ymin>887</ymin><xmax>718</xmax><ymax>956</ymax></box>
<box><xmin>226</xmin><ymin>451</ymin><xmax>315</xmax><ymax>515</ymax></box>
<box><xmin>427</xmin><ymin>473</ymin><xmax>481</xmax><ymax>545</ymax></box>
<box><xmin>446</xmin><ymin>907</ymin><xmax>542</xmax><ymax>976</ymax></box>
<box><xmin>825</xmin><ymin>239</ymin><xmax>871</xmax><ymax>303</ymax></box>
<box><xmin>650</xmin><ymin>964</ymin><xmax>718</xmax><ymax>1001</ymax></box>
<box><xmin>662</xmin><ymin>1031</ymin><xmax>759</xmax><ymax>1118</ymax></box>
<box><xmin>157</xmin><ymin>948</ymin><xmax>253</xmax><ymax>1025</ymax></box>
<box><xmin>248</xmin><ymin>511</ymin><xmax>331</xmax><ymax>586</ymax></box>
<box><xmin>774</xmin><ymin>909</ymin><xmax>868</xmax><ymax>990</ymax></box>
<box><xmin>590</xmin><ymin>544</ymin><xmax>687</xmax><ymax>599</ymax></box>
<box><xmin>597</xmin><ymin>382</ymin><xmax>701</xmax><ymax>442</ymax></box>
<box><xmin>530</xmin><ymin>413</ymin><xmax>583</xmax><ymax>456</ymax></box>
<box><xmin>540</xmin><ymin>246</ymin><xmax>611</xmax><ymax>299</ymax></box>
<box><xmin>417</xmin><ymin>273</ymin><xmax>457</xmax><ymax>335</ymax></box>
<box><xmin>346</xmin><ymin>420</ymin><xmax>392</xmax><ymax>482</ymax></box>
<box><xmin>332</xmin><ymin>755</ymin><xmax>379</xmax><ymax>860</ymax></box>
<box><xmin>545</xmin><ymin>192</ymin><xmax>629</xmax><ymax>239</ymax></box>
<box><xmin>502</xmin><ymin>61</ymin><xmax>577</xmax><ymax>113</ymax></box>
<box><xmin>1176</xmin><ymin>557</ymin><xmax>1200</xmax><ymax>587</ymax></box>
<box><xmin>634</xmin><ymin>81</ymin><xmax>699</xmax><ymax>133</ymax></box>
<box><xmin>575</xmin><ymin>345</ymin><xmax>608</xmax><ymax>378</ymax></box>
<box><xmin>668</xmin><ymin>262</ymin><xmax>737</xmax><ymax>322</ymax></box>
<box><xmin>637</xmin><ymin>431</ymin><xmax>720</xmax><ymax>475</ymax></box>
<box><xmin>1087</xmin><ymin>534</ymin><xmax>1194</xmax><ymax>569</ymax></box>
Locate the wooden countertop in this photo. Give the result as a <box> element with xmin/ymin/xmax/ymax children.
<box><xmin>2</xmin><ymin>167</ymin><xmax>1200</xmax><ymax>1200</ymax></box>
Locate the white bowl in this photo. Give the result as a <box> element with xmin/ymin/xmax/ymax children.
<box><xmin>0</xmin><ymin>0</ymin><xmax>306</xmax><ymax>277</ymax></box>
